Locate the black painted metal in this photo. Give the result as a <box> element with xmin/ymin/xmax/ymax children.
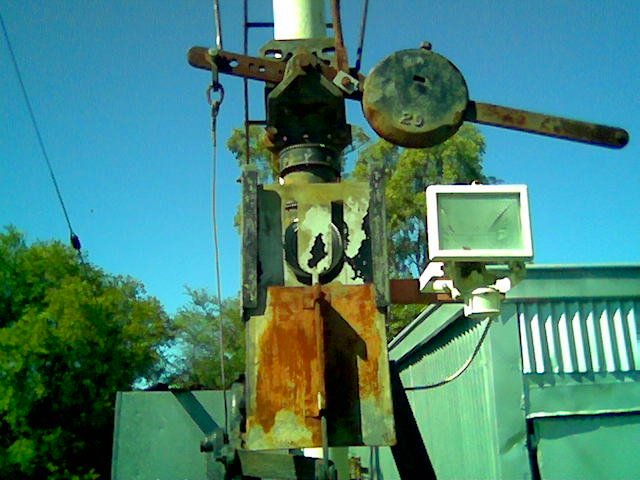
<box><xmin>389</xmin><ymin>360</ymin><xmax>437</xmax><ymax>480</ymax></box>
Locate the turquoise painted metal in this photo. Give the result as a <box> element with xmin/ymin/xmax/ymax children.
<box><xmin>111</xmin><ymin>391</ymin><xmax>228</xmax><ymax>479</ymax></box>
<box><xmin>350</xmin><ymin>264</ymin><xmax>640</xmax><ymax>479</ymax></box>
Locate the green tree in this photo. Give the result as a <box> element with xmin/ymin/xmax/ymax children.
<box><xmin>227</xmin><ymin>125</ymin><xmax>276</xmax><ymax>183</ymax></box>
<box><xmin>352</xmin><ymin>124</ymin><xmax>489</xmax><ymax>335</ymax></box>
<box><xmin>169</xmin><ymin>288</ymin><xmax>244</xmax><ymax>389</ymax></box>
<box><xmin>0</xmin><ymin>227</ymin><xmax>171</xmax><ymax>479</ymax></box>
<box><xmin>352</xmin><ymin>124</ymin><xmax>488</xmax><ymax>277</ymax></box>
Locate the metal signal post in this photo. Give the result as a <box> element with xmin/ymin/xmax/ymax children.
<box><xmin>185</xmin><ymin>1</ymin><xmax>629</xmax><ymax>479</ymax></box>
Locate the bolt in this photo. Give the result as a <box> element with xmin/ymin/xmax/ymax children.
<box><xmin>341</xmin><ymin>76</ymin><xmax>352</xmax><ymax>88</ymax></box>
<box><xmin>420</xmin><ymin>41</ymin><xmax>432</xmax><ymax>51</ymax></box>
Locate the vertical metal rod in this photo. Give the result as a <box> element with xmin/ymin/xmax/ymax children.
<box><xmin>313</xmin><ymin>281</ymin><xmax>330</xmax><ymax>479</ymax></box>
<box><xmin>212</xmin><ymin>0</ymin><xmax>223</xmax><ymax>49</ymax></box>
<box><xmin>354</xmin><ymin>0</ymin><xmax>369</xmax><ymax>72</ymax></box>
<box><xmin>243</xmin><ymin>0</ymin><xmax>250</xmax><ymax>165</ymax></box>
<box><xmin>330</xmin><ymin>0</ymin><xmax>348</xmax><ymax>71</ymax></box>
<box><xmin>321</xmin><ymin>415</ymin><xmax>330</xmax><ymax>478</ymax></box>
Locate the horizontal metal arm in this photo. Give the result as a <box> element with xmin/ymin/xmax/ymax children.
<box><xmin>188</xmin><ymin>46</ymin><xmax>285</xmax><ymax>83</ymax></box>
<box><xmin>188</xmin><ymin>46</ymin><xmax>363</xmax><ymax>99</ymax></box>
<box><xmin>465</xmin><ymin>101</ymin><xmax>629</xmax><ymax>149</ymax></box>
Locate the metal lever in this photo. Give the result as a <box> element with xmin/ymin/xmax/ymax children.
<box><xmin>188</xmin><ymin>46</ymin><xmax>364</xmax><ymax>100</ymax></box>
<box><xmin>361</xmin><ymin>48</ymin><xmax>630</xmax><ymax>150</ymax></box>
<box><xmin>190</xmin><ymin>46</ymin><xmax>629</xmax><ymax>150</ymax></box>
<box><xmin>465</xmin><ymin>101</ymin><xmax>629</xmax><ymax>149</ymax></box>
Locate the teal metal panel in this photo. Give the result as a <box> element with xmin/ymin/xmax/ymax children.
<box><xmin>391</xmin><ymin>305</ymin><xmax>530</xmax><ymax>479</ymax></box>
<box><xmin>517</xmin><ymin>297</ymin><xmax>640</xmax><ymax>418</ymax></box>
<box><xmin>111</xmin><ymin>390</ymin><xmax>227</xmax><ymax>480</ymax></box>
<box><xmin>379</xmin><ymin>264</ymin><xmax>640</xmax><ymax>480</ymax></box>
<box><xmin>525</xmin><ymin>373</ymin><xmax>640</xmax><ymax>418</ymax></box>
<box><xmin>484</xmin><ymin>304</ymin><xmax>530</xmax><ymax>480</ymax></box>
<box><xmin>388</xmin><ymin>304</ymin><xmax>463</xmax><ymax>363</ymax></box>
<box><xmin>401</xmin><ymin>318</ymin><xmax>499</xmax><ymax>480</ymax></box>
<box><xmin>534</xmin><ymin>414</ymin><xmax>640</xmax><ymax>480</ymax></box>
<box><xmin>501</xmin><ymin>264</ymin><xmax>640</xmax><ymax>300</ymax></box>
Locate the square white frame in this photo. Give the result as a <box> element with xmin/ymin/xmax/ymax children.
<box><xmin>426</xmin><ymin>184</ymin><xmax>533</xmax><ymax>262</ymax></box>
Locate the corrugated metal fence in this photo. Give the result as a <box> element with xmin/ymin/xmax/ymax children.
<box><xmin>518</xmin><ymin>299</ymin><xmax>640</xmax><ymax>374</ymax></box>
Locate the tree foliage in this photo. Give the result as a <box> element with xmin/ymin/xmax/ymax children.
<box><xmin>0</xmin><ymin>227</ymin><xmax>170</xmax><ymax>479</ymax></box>
<box><xmin>352</xmin><ymin>125</ymin><xmax>488</xmax><ymax>336</ymax></box>
<box><xmin>226</xmin><ymin>125</ymin><xmax>276</xmax><ymax>183</ymax></box>
<box><xmin>352</xmin><ymin>124</ymin><xmax>487</xmax><ymax>277</ymax></box>
<box><xmin>168</xmin><ymin>288</ymin><xmax>244</xmax><ymax>389</ymax></box>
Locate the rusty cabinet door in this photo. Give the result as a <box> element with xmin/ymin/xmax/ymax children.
<box><xmin>245</xmin><ymin>284</ymin><xmax>396</xmax><ymax>450</ymax></box>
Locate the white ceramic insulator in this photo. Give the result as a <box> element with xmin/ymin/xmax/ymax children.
<box><xmin>273</xmin><ymin>0</ymin><xmax>326</xmax><ymax>40</ymax></box>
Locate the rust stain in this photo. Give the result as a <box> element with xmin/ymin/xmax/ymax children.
<box><xmin>325</xmin><ymin>284</ymin><xmax>383</xmax><ymax>397</ymax></box>
<box><xmin>252</xmin><ymin>286</ymin><xmax>323</xmax><ymax>445</ymax></box>
<box><xmin>247</xmin><ymin>283</ymin><xmax>395</xmax><ymax>448</ymax></box>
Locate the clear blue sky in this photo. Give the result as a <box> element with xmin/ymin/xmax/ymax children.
<box><xmin>2</xmin><ymin>1</ymin><xmax>638</xmax><ymax>314</ymax></box>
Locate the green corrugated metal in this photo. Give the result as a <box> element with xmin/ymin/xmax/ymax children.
<box><xmin>371</xmin><ymin>264</ymin><xmax>640</xmax><ymax>480</ymax></box>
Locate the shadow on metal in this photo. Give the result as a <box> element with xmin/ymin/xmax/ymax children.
<box><xmin>389</xmin><ymin>360</ymin><xmax>437</xmax><ymax>480</ymax></box>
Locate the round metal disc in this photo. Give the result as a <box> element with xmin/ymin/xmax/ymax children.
<box><xmin>362</xmin><ymin>49</ymin><xmax>469</xmax><ymax>148</ymax></box>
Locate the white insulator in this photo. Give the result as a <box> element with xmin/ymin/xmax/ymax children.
<box><xmin>273</xmin><ymin>0</ymin><xmax>325</xmax><ymax>40</ymax></box>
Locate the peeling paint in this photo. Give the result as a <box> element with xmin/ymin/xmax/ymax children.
<box><xmin>246</xmin><ymin>285</ymin><xmax>395</xmax><ymax>449</ymax></box>
<box><xmin>343</xmin><ymin>194</ymin><xmax>368</xmax><ymax>258</ymax></box>
<box><xmin>246</xmin><ymin>409</ymin><xmax>317</xmax><ymax>450</ymax></box>
<box><xmin>298</xmin><ymin>204</ymin><xmax>333</xmax><ymax>275</ymax></box>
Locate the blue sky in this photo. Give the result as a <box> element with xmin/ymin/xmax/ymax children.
<box><xmin>1</xmin><ymin>1</ymin><xmax>638</xmax><ymax>314</ymax></box>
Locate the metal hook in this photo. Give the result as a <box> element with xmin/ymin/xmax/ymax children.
<box><xmin>207</xmin><ymin>82</ymin><xmax>225</xmax><ymax>117</ymax></box>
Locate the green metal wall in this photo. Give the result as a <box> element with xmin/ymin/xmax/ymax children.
<box><xmin>363</xmin><ymin>265</ymin><xmax>640</xmax><ymax>479</ymax></box>
<box><xmin>534</xmin><ymin>413</ymin><xmax>640</xmax><ymax>479</ymax></box>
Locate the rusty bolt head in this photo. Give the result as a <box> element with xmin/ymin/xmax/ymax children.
<box><xmin>341</xmin><ymin>76</ymin><xmax>353</xmax><ymax>88</ymax></box>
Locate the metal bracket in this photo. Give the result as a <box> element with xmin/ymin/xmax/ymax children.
<box><xmin>188</xmin><ymin>46</ymin><xmax>364</xmax><ymax>100</ymax></box>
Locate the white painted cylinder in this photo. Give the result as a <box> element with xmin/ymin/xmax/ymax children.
<box><xmin>273</xmin><ymin>0</ymin><xmax>326</xmax><ymax>40</ymax></box>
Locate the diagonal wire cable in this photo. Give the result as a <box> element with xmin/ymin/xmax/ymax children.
<box><xmin>1</xmin><ymin>11</ymin><xmax>83</xmax><ymax>258</ymax></box>
<box><xmin>210</xmin><ymin>104</ymin><xmax>228</xmax><ymax>429</ymax></box>
<box><xmin>404</xmin><ymin>317</ymin><xmax>492</xmax><ymax>390</ymax></box>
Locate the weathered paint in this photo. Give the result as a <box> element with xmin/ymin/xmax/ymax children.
<box><xmin>297</xmin><ymin>203</ymin><xmax>334</xmax><ymax>276</ymax></box>
<box><xmin>241</xmin><ymin>165</ymin><xmax>259</xmax><ymax>310</ymax></box>
<box><xmin>362</xmin><ymin>48</ymin><xmax>469</xmax><ymax>148</ymax></box>
<box><xmin>466</xmin><ymin>101</ymin><xmax>629</xmax><ymax>149</ymax></box>
<box><xmin>368</xmin><ymin>158</ymin><xmax>390</xmax><ymax>307</ymax></box>
<box><xmin>263</xmin><ymin>180</ymin><xmax>373</xmax><ymax>287</ymax></box>
<box><xmin>245</xmin><ymin>284</ymin><xmax>395</xmax><ymax>450</ymax></box>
